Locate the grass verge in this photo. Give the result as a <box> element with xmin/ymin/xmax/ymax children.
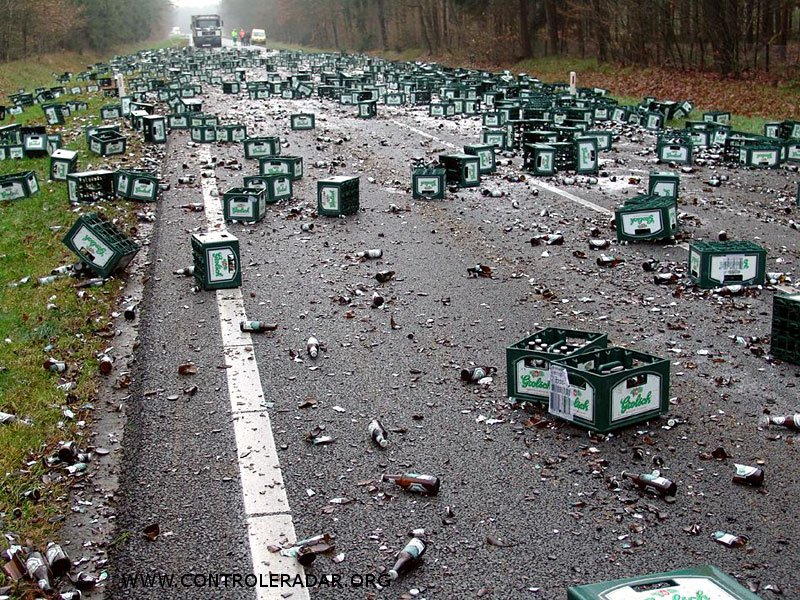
<box><xmin>0</xmin><ymin>44</ymin><xmax>157</xmax><ymax>590</ymax></box>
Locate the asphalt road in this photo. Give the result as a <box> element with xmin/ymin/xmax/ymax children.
<box><xmin>103</xmin><ymin>47</ymin><xmax>800</xmax><ymax>600</ymax></box>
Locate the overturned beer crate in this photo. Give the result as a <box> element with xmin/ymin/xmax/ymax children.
<box><xmin>0</xmin><ymin>145</ymin><xmax>25</xmax><ymax>160</ymax></box>
<box><xmin>89</xmin><ymin>130</ymin><xmax>127</xmax><ymax>156</ymax></box>
<box><xmin>614</xmin><ymin>194</ymin><xmax>678</xmax><ymax>242</ymax></box>
<box><xmin>258</xmin><ymin>155</ymin><xmax>303</xmax><ymax>181</ymax></box>
<box><xmin>50</xmin><ymin>149</ymin><xmax>78</xmax><ymax>181</ymax></box>
<box><xmin>42</xmin><ymin>103</ymin><xmax>67</xmax><ymax>125</ymax></box>
<box><xmin>771</xmin><ymin>292</ymin><xmax>800</xmax><ymax>365</ymax></box>
<box><xmin>506</xmin><ymin>328</ymin><xmax>608</xmax><ymax>404</ymax></box>
<box><xmin>290</xmin><ymin>114</ymin><xmax>315</xmax><ymax>130</ymax></box>
<box><xmin>656</xmin><ymin>136</ymin><xmax>693</xmax><ymax>164</ymax></box>
<box><xmin>317</xmin><ymin>175</ymin><xmax>359</xmax><ymax>216</ymax></box>
<box><xmin>223</xmin><ymin>187</ymin><xmax>267</xmax><ymax>222</ymax></box>
<box><xmin>567</xmin><ymin>565</ymin><xmax>762</xmax><ymax>600</ymax></box>
<box><xmin>192</xmin><ymin>231</ymin><xmax>241</xmax><ymax>290</ymax></box>
<box><xmin>142</xmin><ymin>115</ymin><xmax>167</xmax><ymax>143</ymax></box>
<box><xmin>62</xmin><ymin>212</ymin><xmax>140</xmax><ymax>277</ymax></box>
<box><xmin>548</xmin><ymin>346</ymin><xmax>670</xmax><ymax>433</ymax></box>
<box><xmin>438</xmin><ymin>153</ymin><xmax>480</xmax><ymax>188</ymax></box>
<box><xmin>357</xmin><ymin>100</ymin><xmax>377</xmax><ymax>119</ymax></box>
<box><xmin>463</xmin><ymin>144</ymin><xmax>496</xmax><ymax>175</ymax></box>
<box><xmin>244</xmin><ymin>137</ymin><xmax>280</xmax><ymax>159</ymax></box>
<box><xmin>740</xmin><ymin>143</ymin><xmax>782</xmax><ymax>168</ymax></box>
<box><xmin>411</xmin><ymin>167</ymin><xmax>446</xmax><ymax>200</ymax></box>
<box><xmin>0</xmin><ymin>171</ymin><xmax>39</xmax><ymax>201</ymax></box>
<box><xmin>67</xmin><ymin>170</ymin><xmax>115</xmax><ymax>203</ymax></box>
<box><xmin>688</xmin><ymin>240</ymin><xmax>766</xmax><ymax>289</ymax></box>
<box><xmin>523</xmin><ymin>144</ymin><xmax>556</xmax><ymax>175</ymax></box>
<box><xmin>115</xmin><ymin>169</ymin><xmax>159</xmax><ymax>202</ymax></box>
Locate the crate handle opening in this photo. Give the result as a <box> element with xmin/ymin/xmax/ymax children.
<box><xmin>723</xmin><ymin>274</ymin><xmax>744</xmax><ymax>282</ymax></box>
<box><xmin>630</xmin><ymin>580</ymin><xmax>677</xmax><ymax>592</ymax></box>
<box><xmin>523</xmin><ymin>357</ymin><xmax>548</xmax><ymax>369</ymax></box>
<box><xmin>626</xmin><ymin>374</ymin><xmax>647</xmax><ymax>388</ymax></box>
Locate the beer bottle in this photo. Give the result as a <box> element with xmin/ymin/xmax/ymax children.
<box><xmin>596</xmin><ymin>254</ymin><xmax>623</xmax><ymax>267</ymax></box>
<box><xmin>761</xmin><ymin>414</ymin><xmax>800</xmax><ymax>430</ymax></box>
<box><xmin>622</xmin><ymin>471</ymin><xmax>677</xmax><ymax>497</ymax></box>
<box><xmin>732</xmin><ymin>464</ymin><xmax>764</xmax><ymax>487</ymax></box>
<box><xmin>460</xmin><ymin>366</ymin><xmax>496</xmax><ymax>382</ymax></box>
<box><xmin>307</xmin><ymin>336</ymin><xmax>320</xmax><ymax>358</ymax></box>
<box><xmin>58</xmin><ymin>441</ymin><xmax>79</xmax><ymax>464</ymax></box>
<box><xmin>356</xmin><ymin>249</ymin><xmax>382</xmax><ymax>259</ymax></box>
<box><xmin>389</xmin><ymin>538</ymin><xmax>426</xmax><ymax>580</ymax></box>
<box><xmin>382</xmin><ymin>473</ymin><xmax>440</xmax><ymax>495</ymax></box>
<box><xmin>713</xmin><ymin>531</ymin><xmax>747</xmax><ymax>547</ymax></box>
<box><xmin>368</xmin><ymin>419</ymin><xmax>388</xmax><ymax>448</ymax></box>
<box><xmin>653</xmin><ymin>273</ymin><xmax>678</xmax><ymax>285</ymax></box>
<box><xmin>45</xmin><ymin>542</ymin><xmax>71</xmax><ymax>578</ymax></box>
<box><xmin>371</xmin><ymin>292</ymin><xmax>384</xmax><ymax>308</ymax></box>
<box><xmin>240</xmin><ymin>321</ymin><xmax>278</xmax><ymax>333</ymax></box>
<box><xmin>98</xmin><ymin>354</ymin><xmax>113</xmax><ymax>375</ymax></box>
<box><xmin>375</xmin><ymin>270</ymin><xmax>395</xmax><ymax>283</ymax></box>
<box><xmin>588</xmin><ymin>238</ymin><xmax>610</xmax><ymax>250</ymax></box>
<box><xmin>174</xmin><ymin>266</ymin><xmax>195</xmax><ymax>276</ymax></box>
<box><xmin>43</xmin><ymin>358</ymin><xmax>67</xmax><ymax>373</ymax></box>
<box><xmin>642</xmin><ymin>258</ymin><xmax>660</xmax><ymax>272</ymax></box>
<box><xmin>25</xmin><ymin>551</ymin><xmax>52</xmax><ymax>593</ymax></box>
<box><xmin>179</xmin><ymin>202</ymin><xmax>204</xmax><ymax>211</ymax></box>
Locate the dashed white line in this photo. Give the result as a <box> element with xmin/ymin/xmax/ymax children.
<box><xmin>391</xmin><ymin>119</ymin><xmax>459</xmax><ymax>149</ymax></box>
<box><xmin>198</xmin><ymin>145</ymin><xmax>310</xmax><ymax>600</ymax></box>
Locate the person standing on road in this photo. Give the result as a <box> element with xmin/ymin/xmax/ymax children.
<box><xmin>244</xmin><ymin>30</ymin><xmax>251</xmax><ymax>45</ymax></box>
<box><xmin>231</xmin><ymin>28</ymin><xmax>238</xmax><ymax>46</ymax></box>
<box><xmin>239</xmin><ymin>28</ymin><xmax>245</xmax><ymax>46</ymax></box>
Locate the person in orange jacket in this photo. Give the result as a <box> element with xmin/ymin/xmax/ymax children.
<box><xmin>239</xmin><ymin>28</ymin><xmax>245</xmax><ymax>45</ymax></box>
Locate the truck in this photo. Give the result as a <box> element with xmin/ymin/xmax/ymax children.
<box><xmin>190</xmin><ymin>14</ymin><xmax>223</xmax><ymax>48</ymax></box>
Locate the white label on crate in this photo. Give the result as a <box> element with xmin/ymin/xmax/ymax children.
<box><xmin>751</xmin><ymin>150</ymin><xmax>778</xmax><ymax>166</ymax></box>
<box><xmin>117</xmin><ymin>173</ymin><xmax>129</xmax><ymax>194</ymax></box>
<box><xmin>106</xmin><ymin>141</ymin><xmax>123</xmax><ymax>155</ymax></box>
<box><xmin>651</xmin><ymin>182</ymin><xmax>675</xmax><ymax>198</ymax></box>
<box><xmin>431</xmin><ymin>105</ymin><xmax>444</xmax><ymax>116</ymax></box>
<box><xmin>788</xmin><ymin>144</ymin><xmax>800</xmax><ymax>160</ymax></box>
<box><xmin>478</xmin><ymin>150</ymin><xmax>491</xmax><ymax>170</ymax></box>
<box><xmin>10</xmin><ymin>147</ymin><xmax>23</xmax><ymax>158</ymax></box>
<box><xmin>689</xmin><ymin>250</ymin><xmax>700</xmax><ymax>278</ymax></box>
<box><xmin>646</xmin><ymin>115</ymin><xmax>660</xmax><ymax>129</ymax></box>
<box><xmin>486</xmin><ymin>134</ymin><xmax>504</xmax><ymax>147</ymax></box>
<box><xmin>132</xmin><ymin>180</ymin><xmax>155</xmax><ymax>200</ymax></box>
<box><xmin>537</xmin><ymin>153</ymin><xmax>553</xmax><ymax>172</ymax></box>
<box><xmin>206</xmin><ymin>247</ymin><xmax>237</xmax><ymax>282</ymax></box>
<box><xmin>262</xmin><ymin>162</ymin><xmax>283</xmax><ymax>175</ymax></box>
<box><xmin>548</xmin><ymin>364</ymin><xmax>573</xmax><ymax>420</ymax></box>
<box><xmin>249</xmin><ymin>143</ymin><xmax>268</xmax><ymax>157</ymax></box>
<box><xmin>274</xmin><ymin>178</ymin><xmax>290</xmax><ymax>196</ymax></box>
<box><xmin>661</xmin><ymin>146</ymin><xmax>688</xmax><ymax>161</ymax></box>
<box><xmin>578</xmin><ymin>143</ymin><xmax>596</xmax><ymax>168</ymax></box>
<box><xmin>72</xmin><ymin>225</ymin><xmax>112</xmax><ymax>268</ymax></box>
<box><xmin>46</xmin><ymin>108</ymin><xmax>57</xmax><ymax>123</ymax></box>
<box><xmin>611</xmin><ymin>373</ymin><xmax>661</xmax><ymax>422</ymax></box>
<box><xmin>516</xmin><ymin>361</ymin><xmax>550</xmax><ymax>398</ymax></box>
<box><xmin>709</xmin><ymin>254</ymin><xmax>758</xmax><ymax>284</ymax></box>
<box><xmin>668</xmin><ymin>205</ymin><xmax>677</xmax><ymax>228</ymax></box>
<box><xmin>294</xmin><ymin>116</ymin><xmax>311</xmax><ymax>127</ymax></box>
<box><xmin>232</xmin><ymin>129</ymin><xmax>246</xmax><ymax>142</ymax></box>
<box><xmin>230</xmin><ymin>200</ymin><xmax>254</xmax><ymax>218</ymax></box>
<box><xmin>570</xmin><ymin>382</ymin><xmax>594</xmax><ymax>421</ymax></box>
<box><xmin>417</xmin><ymin>177</ymin><xmax>440</xmax><ymax>196</ymax></box>
<box><xmin>320</xmin><ymin>186</ymin><xmax>339</xmax><ymax>211</ymax></box>
<box><xmin>0</xmin><ymin>182</ymin><xmax>24</xmax><ymax>200</ymax></box>
<box><xmin>154</xmin><ymin>122</ymin><xmax>166</xmax><ymax>139</ymax></box>
<box><xmin>26</xmin><ymin>175</ymin><xmax>38</xmax><ymax>194</ymax></box>
<box><xmin>68</xmin><ymin>179</ymin><xmax>77</xmax><ymax>202</ymax></box>
<box><xmin>600</xmin><ymin>576</ymin><xmax>738</xmax><ymax>600</ymax></box>
<box><xmin>54</xmin><ymin>162</ymin><xmax>67</xmax><ymax>180</ymax></box>
<box><xmin>622</xmin><ymin>211</ymin><xmax>663</xmax><ymax>236</ymax></box>
<box><xmin>465</xmin><ymin>162</ymin><xmax>478</xmax><ymax>182</ymax></box>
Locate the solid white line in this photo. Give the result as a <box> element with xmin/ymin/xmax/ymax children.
<box><xmin>199</xmin><ymin>145</ymin><xmax>310</xmax><ymax>600</ymax></box>
<box><xmin>527</xmin><ymin>179</ymin><xmax>613</xmax><ymax>216</ymax></box>
<box><xmin>391</xmin><ymin>119</ymin><xmax>459</xmax><ymax>149</ymax></box>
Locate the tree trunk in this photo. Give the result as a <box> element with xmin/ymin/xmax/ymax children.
<box><xmin>518</xmin><ymin>0</ymin><xmax>532</xmax><ymax>58</ymax></box>
<box><xmin>544</xmin><ymin>0</ymin><xmax>559</xmax><ymax>56</ymax></box>
<box><xmin>376</xmin><ymin>0</ymin><xmax>389</xmax><ymax>51</ymax></box>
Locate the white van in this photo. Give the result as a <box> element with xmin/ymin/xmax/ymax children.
<box><xmin>251</xmin><ymin>29</ymin><xmax>266</xmax><ymax>45</ymax></box>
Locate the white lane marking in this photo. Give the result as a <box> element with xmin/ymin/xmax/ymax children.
<box><xmin>199</xmin><ymin>145</ymin><xmax>310</xmax><ymax>600</ymax></box>
<box><xmin>391</xmin><ymin>119</ymin><xmax>459</xmax><ymax>149</ymax></box>
<box><xmin>527</xmin><ymin>179</ymin><xmax>613</xmax><ymax>216</ymax></box>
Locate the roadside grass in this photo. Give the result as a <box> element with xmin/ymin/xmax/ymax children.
<box><xmin>0</xmin><ymin>49</ymin><xmax>153</xmax><ymax>586</ymax></box>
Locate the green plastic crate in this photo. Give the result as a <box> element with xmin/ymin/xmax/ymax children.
<box><xmin>88</xmin><ymin>130</ymin><xmax>127</xmax><ymax>156</ymax></box>
<box><xmin>50</xmin><ymin>149</ymin><xmax>78</xmax><ymax>181</ymax></box>
<box><xmin>190</xmin><ymin>125</ymin><xmax>217</xmax><ymax>143</ymax></box>
<box><xmin>67</xmin><ymin>170</ymin><xmax>115</xmax><ymax>204</ymax></box>
<box><xmin>217</xmin><ymin>124</ymin><xmax>248</xmax><ymax>143</ymax></box>
<box><xmin>703</xmin><ymin>111</ymin><xmax>731</xmax><ymax>125</ymax></box>
<box><xmin>482</xmin><ymin>112</ymin><xmax>505</xmax><ymax>127</ymax></box>
<box><xmin>0</xmin><ymin>124</ymin><xmax>22</xmax><ymax>144</ymax></box>
<box><xmin>523</xmin><ymin>144</ymin><xmax>556</xmax><ymax>175</ymax></box>
<box><xmin>244</xmin><ymin>137</ymin><xmax>280</xmax><ymax>159</ymax></box>
<box><xmin>568</xmin><ymin>565</ymin><xmax>762</xmax><ymax>600</ymax></box>
<box><xmin>383</xmin><ymin>93</ymin><xmax>405</xmax><ymax>106</ymax></box>
<box><xmin>142</xmin><ymin>115</ymin><xmax>167</xmax><ymax>143</ymax></box>
<box><xmin>574</xmin><ymin>137</ymin><xmax>599</xmax><ymax>174</ymax></box>
<box><xmin>771</xmin><ymin>292</ymin><xmax>800</xmax><ymax>364</ymax></box>
<box><xmin>411</xmin><ymin>167</ymin><xmax>445</xmax><ymax>200</ymax></box>
<box><xmin>740</xmin><ymin>144</ymin><xmax>782</xmax><ymax>168</ymax></box>
<box><xmin>785</xmin><ymin>140</ymin><xmax>800</xmax><ymax>164</ymax></box>
<box><xmin>23</xmin><ymin>131</ymin><xmax>48</xmax><ymax>156</ymax></box>
<box><xmin>656</xmin><ymin>139</ymin><xmax>692</xmax><ymax>164</ymax></box>
<box><xmin>317</xmin><ymin>175</ymin><xmax>360</xmax><ymax>216</ymax></box>
<box><xmin>647</xmin><ymin>171</ymin><xmax>679</xmax><ymax>200</ymax></box>
<box><xmin>0</xmin><ymin>145</ymin><xmax>25</xmax><ymax>160</ymax></box>
<box><xmin>0</xmin><ymin>171</ymin><xmax>39</xmax><ymax>201</ymax></box>
<box><xmin>62</xmin><ymin>212</ymin><xmax>140</xmax><ymax>277</ymax></box>
<box><xmin>290</xmin><ymin>114</ymin><xmax>315</xmax><ymax>130</ymax></box>
<box><xmin>615</xmin><ymin>195</ymin><xmax>678</xmax><ymax>242</ymax></box>
<box><xmin>223</xmin><ymin>187</ymin><xmax>267</xmax><ymax>222</ymax></box>
<box><xmin>192</xmin><ymin>231</ymin><xmax>241</xmax><ymax>290</ymax></box>
<box><xmin>549</xmin><ymin>346</ymin><xmax>670</xmax><ymax>433</ymax></box>
<box><xmin>222</xmin><ymin>81</ymin><xmax>241</xmax><ymax>94</ymax></box>
<box><xmin>583</xmin><ymin>130</ymin><xmax>612</xmax><ymax>151</ymax></box>
<box><xmin>258</xmin><ymin>155</ymin><xmax>303</xmax><ymax>181</ymax></box>
<box><xmin>115</xmin><ymin>169</ymin><xmax>159</xmax><ymax>202</ymax></box>
<box><xmin>47</xmin><ymin>134</ymin><xmax>61</xmax><ymax>155</ymax></box>
<box><xmin>439</xmin><ymin>153</ymin><xmax>480</xmax><ymax>187</ymax></box>
<box><xmin>357</xmin><ymin>100</ymin><xmax>377</xmax><ymax>118</ymax></box>
<box><xmin>688</xmin><ymin>240</ymin><xmax>767</xmax><ymax>288</ymax></box>
<box><xmin>167</xmin><ymin>113</ymin><xmax>190</xmax><ymax>129</ymax></box>
<box><xmin>100</xmin><ymin>104</ymin><xmax>122</xmax><ymax>120</ymax></box>
<box><xmin>42</xmin><ymin>103</ymin><xmax>67</xmax><ymax>125</ymax></box>
<box><xmin>506</xmin><ymin>328</ymin><xmax>608</xmax><ymax>404</ymax></box>
<box><xmin>464</xmin><ymin>144</ymin><xmax>496</xmax><ymax>175</ymax></box>
<box><xmin>189</xmin><ymin>114</ymin><xmax>217</xmax><ymax>127</ymax></box>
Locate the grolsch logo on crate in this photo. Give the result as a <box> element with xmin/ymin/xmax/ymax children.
<box><xmin>611</xmin><ymin>374</ymin><xmax>660</xmax><ymax>423</ymax></box>
<box><xmin>73</xmin><ymin>227</ymin><xmax>111</xmax><ymax>268</ymax></box>
<box><xmin>208</xmin><ymin>248</ymin><xmax>237</xmax><ymax>283</ymax></box>
<box><xmin>321</xmin><ymin>187</ymin><xmax>339</xmax><ymax>211</ymax></box>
